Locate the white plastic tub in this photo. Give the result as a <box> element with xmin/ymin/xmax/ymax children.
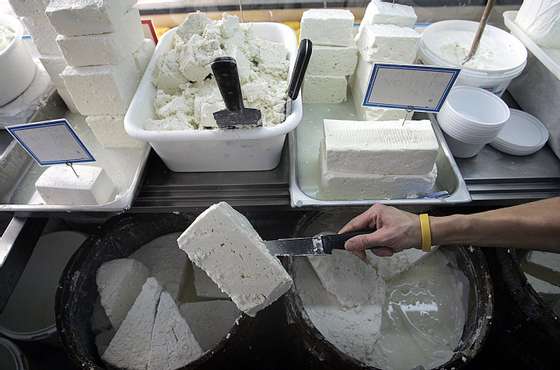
<box><xmin>0</xmin><ymin>15</ymin><xmax>36</xmax><ymax>107</ymax></box>
<box><xmin>125</xmin><ymin>23</ymin><xmax>302</xmax><ymax>172</ymax></box>
<box><xmin>419</xmin><ymin>20</ymin><xmax>527</xmax><ymax>96</ymax></box>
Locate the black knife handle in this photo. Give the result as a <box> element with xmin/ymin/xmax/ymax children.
<box><xmin>321</xmin><ymin>229</ymin><xmax>376</xmax><ymax>254</ymax></box>
<box><xmin>287</xmin><ymin>39</ymin><xmax>312</xmax><ymax>100</ymax></box>
<box><xmin>211</xmin><ymin>56</ymin><xmax>245</xmax><ymax>112</ymax></box>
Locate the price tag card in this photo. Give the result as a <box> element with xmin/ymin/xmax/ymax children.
<box><xmin>363</xmin><ymin>64</ymin><xmax>461</xmax><ymax>112</ymax></box>
<box><xmin>7</xmin><ymin>119</ymin><xmax>95</xmax><ymax>166</ymax></box>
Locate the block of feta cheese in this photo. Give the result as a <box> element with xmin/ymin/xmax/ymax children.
<box><xmin>46</xmin><ymin>0</ymin><xmax>137</xmax><ymax>37</ymax></box>
<box><xmin>102</xmin><ymin>277</ymin><xmax>163</xmax><ymax>370</ymax></box>
<box><xmin>366</xmin><ymin>248</ymin><xmax>433</xmax><ymax>280</ymax></box>
<box><xmin>300</xmin><ymin>9</ymin><xmax>354</xmax><ymax>47</ymax></box>
<box><xmin>180</xmin><ymin>301</ymin><xmax>240</xmax><ymax>350</ymax></box>
<box><xmin>35</xmin><ymin>165</ymin><xmax>116</xmax><ymax>205</ymax></box>
<box><xmin>56</xmin><ymin>9</ymin><xmax>144</xmax><ymax>67</ymax></box>
<box><xmin>356</xmin><ymin>24</ymin><xmax>420</xmax><ymax>64</ymax></box>
<box><xmin>130</xmin><ymin>233</ymin><xmax>189</xmax><ymax>301</ymax></box>
<box><xmin>61</xmin><ymin>55</ymin><xmax>141</xmax><ymax>115</ymax></box>
<box><xmin>96</xmin><ymin>258</ymin><xmax>150</xmax><ymax>329</ymax></box>
<box><xmin>177</xmin><ymin>202</ymin><xmax>293</xmax><ymax>317</ymax></box>
<box><xmin>38</xmin><ymin>56</ymin><xmax>66</xmax><ymax>89</ymax></box>
<box><xmin>21</xmin><ymin>15</ymin><xmax>61</xmax><ymax>57</ymax></box>
<box><xmin>57</xmin><ymin>86</ymin><xmax>79</xmax><ymax>113</ymax></box>
<box><xmin>303</xmin><ymin>75</ymin><xmax>347</xmax><ymax>104</ymax></box>
<box><xmin>193</xmin><ymin>265</ymin><xmax>228</xmax><ymax>298</ymax></box>
<box><xmin>86</xmin><ymin>115</ymin><xmax>144</xmax><ymax>149</ymax></box>
<box><xmin>132</xmin><ymin>38</ymin><xmax>155</xmax><ymax>73</ymax></box>
<box><xmin>527</xmin><ymin>251</ymin><xmax>560</xmax><ymax>273</ymax></box>
<box><xmin>148</xmin><ymin>291</ymin><xmax>203</xmax><ymax>370</ymax></box>
<box><xmin>516</xmin><ymin>0</ymin><xmax>560</xmax><ymax>49</ymax></box>
<box><xmin>359</xmin><ymin>0</ymin><xmax>417</xmax><ymax>35</ymax></box>
<box><xmin>350</xmin><ymin>54</ymin><xmax>407</xmax><ymax>121</ymax></box>
<box><xmin>307</xmin><ymin>44</ymin><xmax>358</xmax><ymax>76</ymax></box>
<box><xmin>308</xmin><ymin>249</ymin><xmax>385</xmax><ymax>308</ymax></box>
<box><xmin>322</xmin><ymin>119</ymin><xmax>438</xmax><ymax>175</ymax></box>
<box><xmin>8</xmin><ymin>0</ymin><xmax>50</xmax><ymax>17</ymax></box>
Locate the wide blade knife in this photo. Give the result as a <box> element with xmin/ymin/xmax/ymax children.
<box><xmin>265</xmin><ymin>230</ymin><xmax>374</xmax><ymax>256</ymax></box>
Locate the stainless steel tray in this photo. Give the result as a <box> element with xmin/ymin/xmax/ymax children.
<box><xmin>0</xmin><ymin>93</ymin><xmax>150</xmax><ymax>214</ymax></box>
<box><xmin>289</xmin><ymin>103</ymin><xmax>471</xmax><ymax>207</ymax></box>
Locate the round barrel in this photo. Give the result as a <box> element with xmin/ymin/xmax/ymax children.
<box><xmin>0</xmin><ymin>231</ymin><xmax>86</xmax><ymax>345</ymax></box>
<box><xmin>283</xmin><ymin>212</ymin><xmax>494</xmax><ymax>370</ymax></box>
<box><xmin>0</xmin><ymin>338</ymin><xmax>29</xmax><ymax>370</ymax></box>
<box><xmin>55</xmin><ymin>213</ymin><xmax>258</xmax><ymax>370</ymax></box>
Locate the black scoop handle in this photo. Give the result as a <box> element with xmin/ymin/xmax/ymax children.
<box><xmin>288</xmin><ymin>39</ymin><xmax>313</xmax><ymax>100</ymax></box>
<box><xmin>211</xmin><ymin>57</ymin><xmax>245</xmax><ymax>112</ymax></box>
<box><xmin>321</xmin><ymin>229</ymin><xmax>376</xmax><ymax>254</ymax></box>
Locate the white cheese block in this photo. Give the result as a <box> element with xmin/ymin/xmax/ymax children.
<box><xmin>527</xmin><ymin>251</ymin><xmax>560</xmax><ymax>273</ymax></box>
<box><xmin>359</xmin><ymin>1</ymin><xmax>417</xmax><ymax>34</ymax></box>
<box><xmin>130</xmin><ymin>233</ymin><xmax>189</xmax><ymax>301</ymax></box>
<box><xmin>177</xmin><ymin>202</ymin><xmax>293</xmax><ymax>317</ymax></box>
<box><xmin>61</xmin><ymin>55</ymin><xmax>141</xmax><ymax>115</ymax></box>
<box><xmin>516</xmin><ymin>0</ymin><xmax>560</xmax><ymax>49</ymax></box>
<box><xmin>366</xmin><ymin>248</ymin><xmax>433</xmax><ymax>280</ymax></box>
<box><xmin>20</xmin><ymin>15</ymin><xmax>61</xmax><ymax>57</ymax></box>
<box><xmin>322</xmin><ymin>119</ymin><xmax>438</xmax><ymax>175</ymax></box>
<box><xmin>148</xmin><ymin>291</ymin><xmax>203</xmax><ymax>370</ymax></box>
<box><xmin>86</xmin><ymin>115</ymin><xmax>144</xmax><ymax>149</ymax></box>
<box><xmin>8</xmin><ymin>0</ymin><xmax>50</xmax><ymax>17</ymax></box>
<box><xmin>303</xmin><ymin>75</ymin><xmax>347</xmax><ymax>104</ymax></box>
<box><xmin>526</xmin><ymin>274</ymin><xmax>560</xmax><ymax>295</ymax></box>
<box><xmin>350</xmin><ymin>54</ymin><xmax>407</xmax><ymax>121</ymax></box>
<box><xmin>307</xmin><ymin>44</ymin><xmax>358</xmax><ymax>76</ymax></box>
<box><xmin>46</xmin><ymin>0</ymin><xmax>137</xmax><ymax>37</ymax></box>
<box><xmin>38</xmin><ymin>55</ymin><xmax>66</xmax><ymax>89</ymax></box>
<box><xmin>56</xmin><ymin>9</ymin><xmax>144</xmax><ymax>67</ymax></box>
<box><xmin>35</xmin><ymin>165</ymin><xmax>116</xmax><ymax>205</ymax></box>
<box><xmin>96</xmin><ymin>258</ymin><xmax>150</xmax><ymax>329</ymax></box>
<box><xmin>102</xmin><ymin>277</ymin><xmax>163</xmax><ymax>370</ymax></box>
<box><xmin>300</xmin><ymin>9</ymin><xmax>355</xmax><ymax>47</ymax></box>
<box><xmin>132</xmin><ymin>38</ymin><xmax>156</xmax><ymax>73</ymax></box>
<box><xmin>308</xmin><ymin>250</ymin><xmax>385</xmax><ymax>308</ymax></box>
<box><xmin>179</xmin><ymin>301</ymin><xmax>240</xmax><ymax>350</ymax></box>
<box><xmin>356</xmin><ymin>24</ymin><xmax>420</xmax><ymax>64</ymax></box>
<box><xmin>193</xmin><ymin>265</ymin><xmax>228</xmax><ymax>299</ymax></box>
<box><xmin>57</xmin><ymin>86</ymin><xmax>79</xmax><ymax>113</ymax></box>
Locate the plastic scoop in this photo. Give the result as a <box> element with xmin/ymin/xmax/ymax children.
<box><xmin>211</xmin><ymin>57</ymin><xmax>262</xmax><ymax>129</ymax></box>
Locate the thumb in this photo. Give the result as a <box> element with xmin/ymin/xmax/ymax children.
<box><xmin>344</xmin><ymin>230</ymin><xmax>387</xmax><ymax>252</ymax></box>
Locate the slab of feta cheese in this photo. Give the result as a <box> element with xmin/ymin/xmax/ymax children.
<box><xmin>132</xmin><ymin>38</ymin><xmax>155</xmax><ymax>73</ymax></box>
<box><xmin>356</xmin><ymin>24</ymin><xmax>420</xmax><ymax>64</ymax></box>
<box><xmin>38</xmin><ymin>56</ymin><xmax>67</xmax><ymax>90</ymax></box>
<box><xmin>192</xmin><ymin>265</ymin><xmax>228</xmax><ymax>299</ymax></box>
<box><xmin>46</xmin><ymin>0</ymin><xmax>136</xmax><ymax>36</ymax></box>
<box><xmin>300</xmin><ymin>9</ymin><xmax>355</xmax><ymax>47</ymax></box>
<box><xmin>96</xmin><ymin>258</ymin><xmax>150</xmax><ymax>329</ymax></box>
<box><xmin>359</xmin><ymin>1</ymin><xmax>417</xmax><ymax>32</ymax></box>
<box><xmin>303</xmin><ymin>75</ymin><xmax>347</xmax><ymax>104</ymax></box>
<box><xmin>322</xmin><ymin>119</ymin><xmax>438</xmax><ymax>175</ymax></box>
<box><xmin>307</xmin><ymin>44</ymin><xmax>358</xmax><ymax>76</ymax></box>
<box><xmin>61</xmin><ymin>55</ymin><xmax>141</xmax><ymax>115</ymax></box>
<box><xmin>148</xmin><ymin>291</ymin><xmax>203</xmax><ymax>370</ymax></box>
<box><xmin>57</xmin><ymin>86</ymin><xmax>79</xmax><ymax>113</ymax></box>
<box><xmin>35</xmin><ymin>165</ymin><xmax>116</xmax><ymax>205</ymax></box>
<box><xmin>179</xmin><ymin>300</ymin><xmax>240</xmax><ymax>350</ymax></box>
<box><xmin>86</xmin><ymin>115</ymin><xmax>144</xmax><ymax>149</ymax></box>
<box><xmin>56</xmin><ymin>9</ymin><xmax>144</xmax><ymax>67</ymax></box>
<box><xmin>8</xmin><ymin>0</ymin><xmax>50</xmax><ymax>17</ymax></box>
<box><xmin>308</xmin><ymin>250</ymin><xmax>385</xmax><ymax>308</ymax></box>
<box><xmin>516</xmin><ymin>0</ymin><xmax>560</xmax><ymax>49</ymax></box>
<box><xmin>21</xmin><ymin>15</ymin><xmax>62</xmax><ymax>57</ymax></box>
<box><xmin>177</xmin><ymin>202</ymin><xmax>293</xmax><ymax>317</ymax></box>
<box><xmin>366</xmin><ymin>248</ymin><xmax>433</xmax><ymax>280</ymax></box>
<box><xmin>130</xmin><ymin>233</ymin><xmax>189</xmax><ymax>301</ymax></box>
<box><xmin>102</xmin><ymin>277</ymin><xmax>163</xmax><ymax>370</ymax></box>
<box><xmin>527</xmin><ymin>251</ymin><xmax>560</xmax><ymax>273</ymax></box>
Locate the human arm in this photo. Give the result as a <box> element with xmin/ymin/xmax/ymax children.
<box><xmin>340</xmin><ymin>197</ymin><xmax>560</xmax><ymax>256</ymax></box>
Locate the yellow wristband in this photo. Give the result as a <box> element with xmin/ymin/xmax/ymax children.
<box><xmin>419</xmin><ymin>214</ymin><xmax>432</xmax><ymax>252</ymax></box>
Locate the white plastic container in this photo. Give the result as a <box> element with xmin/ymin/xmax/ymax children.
<box><xmin>419</xmin><ymin>20</ymin><xmax>527</xmax><ymax>96</ymax></box>
<box><xmin>437</xmin><ymin>86</ymin><xmax>510</xmax><ymax>158</ymax></box>
<box><xmin>125</xmin><ymin>23</ymin><xmax>302</xmax><ymax>172</ymax></box>
<box><xmin>0</xmin><ymin>15</ymin><xmax>36</xmax><ymax>107</ymax></box>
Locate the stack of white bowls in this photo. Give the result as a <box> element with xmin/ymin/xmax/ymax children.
<box><xmin>437</xmin><ymin>86</ymin><xmax>511</xmax><ymax>158</ymax></box>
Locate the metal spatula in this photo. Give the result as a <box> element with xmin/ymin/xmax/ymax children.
<box><xmin>285</xmin><ymin>39</ymin><xmax>312</xmax><ymax>116</ymax></box>
<box><xmin>211</xmin><ymin>56</ymin><xmax>262</xmax><ymax>129</ymax></box>
<box><xmin>264</xmin><ymin>230</ymin><xmax>375</xmax><ymax>256</ymax></box>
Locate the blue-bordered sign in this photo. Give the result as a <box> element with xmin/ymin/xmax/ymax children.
<box><xmin>6</xmin><ymin>119</ymin><xmax>95</xmax><ymax>166</ymax></box>
<box><xmin>363</xmin><ymin>64</ymin><xmax>461</xmax><ymax>113</ymax></box>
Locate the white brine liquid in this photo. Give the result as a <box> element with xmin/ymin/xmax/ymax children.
<box><xmin>0</xmin><ymin>24</ymin><xmax>15</xmax><ymax>53</ymax></box>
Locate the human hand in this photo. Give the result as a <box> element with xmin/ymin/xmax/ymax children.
<box><xmin>339</xmin><ymin>204</ymin><xmax>421</xmax><ymax>258</ymax></box>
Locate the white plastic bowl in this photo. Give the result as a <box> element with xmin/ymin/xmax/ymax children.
<box><xmin>419</xmin><ymin>20</ymin><xmax>527</xmax><ymax>96</ymax></box>
<box><xmin>125</xmin><ymin>23</ymin><xmax>302</xmax><ymax>172</ymax></box>
<box><xmin>0</xmin><ymin>15</ymin><xmax>36</xmax><ymax>107</ymax></box>
<box><xmin>443</xmin><ymin>132</ymin><xmax>487</xmax><ymax>158</ymax></box>
<box><xmin>490</xmin><ymin>109</ymin><xmax>549</xmax><ymax>156</ymax></box>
